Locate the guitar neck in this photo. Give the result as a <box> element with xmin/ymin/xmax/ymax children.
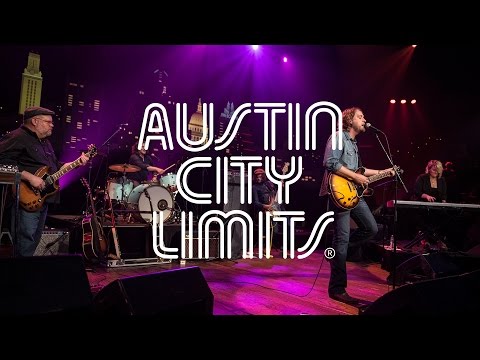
<box><xmin>105</xmin><ymin>194</ymin><xmax>122</xmax><ymax>259</ymax></box>
<box><xmin>273</xmin><ymin>162</ymin><xmax>289</xmax><ymax>202</ymax></box>
<box><xmin>88</xmin><ymin>193</ymin><xmax>96</xmax><ymax>214</ymax></box>
<box><xmin>47</xmin><ymin>158</ymin><xmax>83</xmax><ymax>184</ymax></box>
<box><xmin>367</xmin><ymin>171</ymin><xmax>392</xmax><ymax>184</ymax></box>
<box><xmin>111</xmin><ymin>227</ymin><xmax>122</xmax><ymax>259</ymax></box>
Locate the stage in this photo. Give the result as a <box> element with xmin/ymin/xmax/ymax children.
<box><xmin>2</xmin><ymin>212</ymin><xmax>480</xmax><ymax>317</ymax></box>
<box><xmin>82</xmin><ymin>249</ymin><xmax>391</xmax><ymax>316</ymax></box>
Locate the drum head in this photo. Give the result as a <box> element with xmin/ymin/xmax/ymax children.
<box><xmin>127</xmin><ymin>184</ymin><xmax>147</xmax><ymax>205</ymax></box>
<box><xmin>138</xmin><ymin>185</ymin><xmax>173</xmax><ymax>223</ymax></box>
<box><xmin>108</xmin><ymin>177</ymin><xmax>134</xmax><ymax>201</ymax></box>
<box><xmin>160</xmin><ymin>173</ymin><xmax>177</xmax><ymax>192</ymax></box>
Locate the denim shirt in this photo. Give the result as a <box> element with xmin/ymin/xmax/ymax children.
<box><xmin>319</xmin><ymin>131</ymin><xmax>359</xmax><ymax>196</ymax></box>
<box><xmin>252</xmin><ymin>181</ymin><xmax>276</xmax><ymax>212</ymax></box>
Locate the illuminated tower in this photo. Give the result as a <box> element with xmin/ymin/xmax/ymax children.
<box><xmin>19</xmin><ymin>52</ymin><xmax>43</xmax><ymax>115</ymax></box>
<box><xmin>188</xmin><ymin>98</ymin><xmax>208</xmax><ymax>143</ymax></box>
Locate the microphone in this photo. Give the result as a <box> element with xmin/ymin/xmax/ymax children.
<box><xmin>365</xmin><ymin>122</ymin><xmax>382</xmax><ymax>133</ymax></box>
<box><xmin>150</xmin><ymin>153</ymin><xmax>159</xmax><ymax>159</ymax></box>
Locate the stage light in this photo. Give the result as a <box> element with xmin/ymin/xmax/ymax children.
<box><xmin>400</xmin><ymin>99</ymin><xmax>407</xmax><ymax>104</ymax></box>
<box><xmin>411</xmin><ymin>99</ymin><xmax>416</xmax><ymax>104</ymax></box>
<box><xmin>390</xmin><ymin>99</ymin><xmax>396</xmax><ymax>104</ymax></box>
<box><xmin>283</xmin><ymin>56</ymin><xmax>288</xmax><ymax>63</ymax></box>
<box><xmin>412</xmin><ymin>45</ymin><xmax>417</xmax><ymax>48</ymax></box>
<box><xmin>251</xmin><ymin>45</ymin><xmax>259</xmax><ymax>50</ymax></box>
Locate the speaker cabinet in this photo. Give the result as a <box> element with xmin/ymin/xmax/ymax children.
<box><xmin>389</xmin><ymin>251</ymin><xmax>480</xmax><ymax>285</ymax></box>
<box><xmin>34</xmin><ymin>229</ymin><xmax>70</xmax><ymax>256</ymax></box>
<box><xmin>0</xmin><ymin>255</ymin><xmax>93</xmax><ymax>317</ymax></box>
<box><xmin>93</xmin><ymin>266</ymin><xmax>213</xmax><ymax>316</ymax></box>
<box><xmin>363</xmin><ymin>269</ymin><xmax>480</xmax><ymax>315</ymax></box>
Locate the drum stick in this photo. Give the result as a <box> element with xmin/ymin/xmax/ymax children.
<box><xmin>162</xmin><ymin>163</ymin><xmax>176</xmax><ymax>173</ymax></box>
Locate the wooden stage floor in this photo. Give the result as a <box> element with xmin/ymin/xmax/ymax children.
<box><xmin>85</xmin><ymin>249</ymin><xmax>391</xmax><ymax>316</ymax></box>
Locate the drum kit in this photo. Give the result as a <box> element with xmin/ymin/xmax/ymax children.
<box><xmin>105</xmin><ymin>163</ymin><xmax>180</xmax><ymax>224</ymax></box>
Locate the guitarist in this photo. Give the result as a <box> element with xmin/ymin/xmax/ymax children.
<box><xmin>252</xmin><ymin>168</ymin><xmax>290</xmax><ymax>251</ymax></box>
<box><xmin>319</xmin><ymin>107</ymin><xmax>394</xmax><ymax>305</ymax></box>
<box><xmin>0</xmin><ymin>106</ymin><xmax>89</xmax><ymax>257</ymax></box>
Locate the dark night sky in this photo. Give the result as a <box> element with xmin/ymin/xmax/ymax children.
<box><xmin>1</xmin><ymin>44</ymin><xmax>478</xmax><ymax>145</ymax></box>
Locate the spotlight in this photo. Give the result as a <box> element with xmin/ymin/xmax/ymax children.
<box><xmin>411</xmin><ymin>99</ymin><xmax>416</xmax><ymax>104</ymax></box>
<box><xmin>400</xmin><ymin>99</ymin><xmax>407</xmax><ymax>104</ymax></box>
<box><xmin>283</xmin><ymin>56</ymin><xmax>288</xmax><ymax>63</ymax></box>
<box><xmin>390</xmin><ymin>99</ymin><xmax>396</xmax><ymax>104</ymax></box>
<box><xmin>251</xmin><ymin>45</ymin><xmax>259</xmax><ymax>50</ymax></box>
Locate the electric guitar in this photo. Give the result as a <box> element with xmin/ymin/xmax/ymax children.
<box><xmin>268</xmin><ymin>162</ymin><xmax>290</xmax><ymax>213</ymax></box>
<box><xmin>80</xmin><ymin>177</ymin><xmax>108</xmax><ymax>260</ymax></box>
<box><xmin>328</xmin><ymin>166</ymin><xmax>402</xmax><ymax>210</ymax></box>
<box><xmin>16</xmin><ymin>144</ymin><xmax>97</xmax><ymax>211</ymax></box>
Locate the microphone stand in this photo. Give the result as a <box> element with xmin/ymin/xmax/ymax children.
<box><xmin>371</xmin><ymin>179</ymin><xmax>396</xmax><ymax>247</ymax></box>
<box><xmin>88</xmin><ymin>159</ymin><xmax>94</xmax><ymax>187</ymax></box>
<box><xmin>143</xmin><ymin>188</ymin><xmax>154</xmax><ymax>223</ymax></box>
<box><xmin>372</xmin><ymin>130</ymin><xmax>408</xmax><ymax>290</ymax></box>
<box><xmin>100</xmin><ymin>125</ymin><xmax>124</xmax><ymax>223</ymax></box>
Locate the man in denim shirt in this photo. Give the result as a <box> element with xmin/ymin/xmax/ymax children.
<box><xmin>319</xmin><ymin>107</ymin><xmax>394</xmax><ymax>305</ymax></box>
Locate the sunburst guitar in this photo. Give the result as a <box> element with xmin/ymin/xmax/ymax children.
<box><xmin>328</xmin><ymin>166</ymin><xmax>401</xmax><ymax>210</ymax></box>
<box><xmin>15</xmin><ymin>144</ymin><xmax>97</xmax><ymax>211</ymax></box>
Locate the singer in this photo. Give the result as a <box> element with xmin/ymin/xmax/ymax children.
<box><xmin>319</xmin><ymin>107</ymin><xmax>394</xmax><ymax>306</ymax></box>
<box><xmin>127</xmin><ymin>141</ymin><xmax>165</xmax><ymax>187</ymax></box>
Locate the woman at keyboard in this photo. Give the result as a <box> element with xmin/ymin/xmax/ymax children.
<box><xmin>413</xmin><ymin>160</ymin><xmax>448</xmax><ymax>251</ymax></box>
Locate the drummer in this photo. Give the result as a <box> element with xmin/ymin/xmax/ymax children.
<box><xmin>127</xmin><ymin>141</ymin><xmax>165</xmax><ymax>188</ymax></box>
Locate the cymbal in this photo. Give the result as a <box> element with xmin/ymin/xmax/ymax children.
<box><xmin>109</xmin><ymin>164</ymin><xmax>141</xmax><ymax>173</ymax></box>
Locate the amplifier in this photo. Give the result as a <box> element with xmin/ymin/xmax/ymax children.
<box><xmin>34</xmin><ymin>229</ymin><xmax>70</xmax><ymax>256</ymax></box>
<box><xmin>0</xmin><ymin>164</ymin><xmax>19</xmax><ymax>184</ymax></box>
<box><xmin>183</xmin><ymin>231</ymin><xmax>220</xmax><ymax>259</ymax></box>
<box><xmin>227</xmin><ymin>170</ymin><xmax>249</xmax><ymax>185</ymax></box>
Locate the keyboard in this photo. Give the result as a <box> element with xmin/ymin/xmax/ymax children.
<box><xmin>386</xmin><ymin>200</ymin><xmax>480</xmax><ymax>210</ymax></box>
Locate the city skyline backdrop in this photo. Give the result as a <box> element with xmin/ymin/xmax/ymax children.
<box><xmin>1</xmin><ymin>45</ymin><xmax>479</xmax><ymax>219</ymax></box>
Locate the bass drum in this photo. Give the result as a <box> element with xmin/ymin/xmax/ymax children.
<box><xmin>127</xmin><ymin>184</ymin><xmax>173</xmax><ymax>223</ymax></box>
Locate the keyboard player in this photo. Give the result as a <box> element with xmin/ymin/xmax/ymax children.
<box><xmin>412</xmin><ymin>160</ymin><xmax>448</xmax><ymax>251</ymax></box>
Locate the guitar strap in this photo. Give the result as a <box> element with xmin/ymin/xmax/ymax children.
<box><xmin>357</xmin><ymin>150</ymin><xmax>363</xmax><ymax>169</ymax></box>
<box><xmin>348</xmin><ymin>131</ymin><xmax>363</xmax><ymax>169</ymax></box>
